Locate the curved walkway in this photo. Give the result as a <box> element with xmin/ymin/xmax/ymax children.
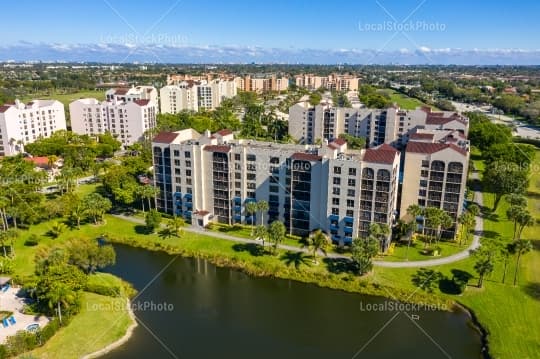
<box><xmin>113</xmin><ymin>172</ymin><xmax>483</xmax><ymax>269</ymax></box>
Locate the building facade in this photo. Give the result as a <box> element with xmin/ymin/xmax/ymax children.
<box><xmin>106</xmin><ymin>86</ymin><xmax>158</xmax><ymax>105</ymax></box>
<box><xmin>152</xmin><ymin>129</ymin><xmax>400</xmax><ymax>246</ymax></box>
<box><xmin>399</xmin><ymin>132</ymin><xmax>470</xmax><ymax>237</ymax></box>
<box><xmin>160</xmin><ymin>83</ymin><xmax>199</xmax><ymax>113</ymax></box>
<box><xmin>0</xmin><ymin>99</ymin><xmax>66</xmax><ymax>156</ymax></box>
<box><xmin>69</xmin><ymin>98</ymin><xmax>157</xmax><ymax>147</ymax></box>
<box><xmin>294</xmin><ymin>74</ymin><xmax>361</xmax><ymax>91</ymax></box>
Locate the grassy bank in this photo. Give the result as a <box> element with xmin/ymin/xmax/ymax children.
<box><xmin>26</xmin><ymin>292</ymin><xmax>134</xmax><ymax>359</ymax></box>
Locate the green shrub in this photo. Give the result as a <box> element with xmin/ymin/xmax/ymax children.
<box><xmin>85</xmin><ymin>282</ymin><xmax>120</xmax><ymax>297</ymax></box>
<box><xmin>24</xmin><ymin>234</ymin><xmax>40</xmax><ymax>247</ymax></box>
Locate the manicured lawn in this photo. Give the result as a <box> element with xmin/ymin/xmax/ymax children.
<box><xmin>379</xmin><ymin>239</ymin><xmax>464</xmax><ymax>262</ymax></box>
<box><xmin>379</xmin><ymin>89</ymin><xmax>433</xmax><ymax>110</ymax></box>
<box><xmin>21</xmin><ymin>90</ymin><xmax>105</xmax><ymax>108</ymax></box>
<box><xmin>28</xmin><ymin>292</ymin><xmax>133</xmax><ymax>359</ymax></box>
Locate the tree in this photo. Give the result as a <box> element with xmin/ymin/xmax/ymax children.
<box><xmin>4</xmin><ymin>229</ymin><xmax>19</xmax><ymax>257</ymax></box>
<box><xmin>515</xmin><ymin>209</ymin><xmax>534</xmax><ymax>240</ymax></box>
<box><xmin>470</xmin><ymin>238</ymin><xmax>501</xmax><ymax>288</ymax></box>
<box><xmin>137</xmin><ymin>185</ymin><xmax>156</xmax><ymax>212</ymax></box>
<box><xmin>483</xmin><ymin>161</ymin><xmax>528</xmax><ymax>211</ymax></box>
<box><xmin>351</xmin><ymin>236</ymin><xmax>379</xmax><ymax>275</ymax></box>
<box><xmin>49</xmin><ymin>222</ymin><xmax>67</xmax><ymax>239</ymax></box>
<box><xmin>245</xmin><ymin>201</ymin><xmax>258</xmax><ymax>235</ymax></box>
<box><xmin>82</xmin><ymin>193</ymin><xmax>112</xmax><ymax>224</ymax></box>
<box><xmin>506</xmin><ymin>193</ymin><xmax>527</xmax><ymax>208</ymax></box>
<box><xmin>424</xmin><ymin>207</ymin><xmax>443</xmax><ymax>247</ymax></box>
<box><xmin>257</xmin><ymin>200</ymin><xmax>269</xmax><ymax>226</ymax></box>
<box><xmin>368</xmin><ymin>223</ymin><xmax>390</xmax><ymax>251</ymax></box>
<box><xmin>65</xmin><ymin>238</ymin><xmax>116</xmax><ymax>274</ymax></box>
<box><xmin>169</xmin><ymin>216</ymin><xmax>185</xmax><ymax>237</ymax></box>
<box><xmin>412</xmin><ymin>268</ymin><xmax>442</xmax><ymax>293</ymax></box>
<box><xmin>254</xmin><ymin>225</ymin><xmax>268</xmax><ymax>248</ymax></box>
<box><xmin>267</xmin><ymin>221</ymin><xmax>286</xmax><ymax>254</ymax></box>
<box><xmin>47</xmin><ymin>282</ymin><xmax>75</xmax><ymax>324</ymax></box>
<box><xmin>145</xmin><ymin>209</ymin><xmax>162</xmax><ymax>233</ymax></box>
<box><xmin>308</xmin><ymin>230</ymin><xmax>331</xmax><ymax>264</ymax></box>
<box><xmin>512</xmin><ymin>240</ymin><xmax>533</xmax><ymax>286</ymax></box>
<box><xmin>458</xmin><ymin>212</ymin><xmax>476</xmax><ymax>246</ymax></box>
<box><xmin>62</xmin><ymin>193</ymin><xmax>86</xmax><ymax>229</ymax></box>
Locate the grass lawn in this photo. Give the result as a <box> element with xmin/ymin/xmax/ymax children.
<box><xmin>379</xmin><ymin>89</ymin><xmax>434</xmax><ymax>110</ymax></box>
<box><xmin>379</xmin><ymin>239</ymin><xmax>465</xmax><ymax>262</ymax></box>
<box><xmin>20</xmin><ymin>90</ymin><xmax>105</xmax><ymax>108</ymax></box>
<box><xmin>27</xmin><ymin>292</ymin><xmax>133</xmax><ymax>359</ymax></box>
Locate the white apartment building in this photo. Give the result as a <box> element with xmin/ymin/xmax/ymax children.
<box><xmin>106</xmin><ymin>86</ymin><xmax>158</xmax><ymax>106</ymax></box>
<box><xmin>69</xmin><ymin>98</ymin><xmax>157</xmax><ymax>147</ymax></box>
<box><xmin>0</xmin><ymin>99</ymin><xmax>66</xmax><ymax>156</ymax></box>
<box><xmin>160</xmin><ymin>82</ymin><xmax>199</xmax><ymax>114</ymax></box>
<box><xmin>197</xmin><ymin>79</ymin><xmax>237</xmax><ymax>110</ymax></box>
<box><xmin>289</xmin><ymin>104</ymin><xmax>469</xmax><ymax>149</ymax></box>
<box><xmin>295</xmin><ymin>74</ymin><xmax>361</xmax><ymax>91</ymax></box>
<box><xmin>399</xmin><ymin>131</ymin><xmax>470</xmax><ymax>237</ymax></box>
<box><xmin>152</xmin><ymin>129</ymin><xmax>400</xmax><ymax>247</ymax></box>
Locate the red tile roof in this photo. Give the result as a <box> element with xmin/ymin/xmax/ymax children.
<box><xmin>406</xmin><ymin>142</ymin><xmax>467</xmax><ymax>156</ymax></box>
<box><xmin>363</xmin><ymin>144</ymin><xmax>399</xmax><ymax>164</ymax></box>
<box><xmin>204</xmin><ymin>145</ymin><xmax>231</xmax><ymax>153</ymax></box>
<box><xmin>409</xmin><ymin>133</ymin><xmax>435</xmax><ymax>140</ymax></box>
<box><xmin>0</xmin><ymin>105</ymin><xmax>12</xmax><ymax>113</ymax></box>
<box><xmin>215</xmin><ymin>129</ymin><xmax>233</xmax><ymax>136</ymax></box>
<box><xmin>133</xmin><ymin>99</ymin><xmax>150</xmax><ymax>106</ymax></box>
<box><xmin>24</xmin><ymin>156</ymin><xmax>50</xmax><ymax>167</ymax></box>
<box><xmin>291</xmin><ymin>152</ymin><xmax>322</xmax><ymax>161</ymax></box>
<box><xmin>114</xmin><ymin>88</ymin><xmax>129</xmax><ymax>95</ymax></box>
<box><xmin>332</xmin><ymin>138</ymin><xmax>347</xmax><ymax>146</ymax></box>
<box><xmin>153</xmin><ymin>132</ymin><xmax>179</xmax><ymax>143</ymax></box>
<box><xmin>194</xmin><ymin>210</ymin><xmax>210</xmax><ymax>216</ymax></box>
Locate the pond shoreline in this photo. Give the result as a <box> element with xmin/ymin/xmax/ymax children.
<box><xmin>100</xmin><ymin>236</ymin><xmax>491</xmax><ymax>358</ymax></box>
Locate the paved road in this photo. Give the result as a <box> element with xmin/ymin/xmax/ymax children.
<box><xmin>113</xmin><ymin>173</ymin><xmax>483</xmax><ymax>269</ymax></box>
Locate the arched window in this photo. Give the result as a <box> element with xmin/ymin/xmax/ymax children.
<box><xmin>362</xmin><ymin>168</ymin><xmax>374</xmax><ymax>179</ymax></box>
<box><xmin>448</xmin><ymin>162</ymin><xmax>463</xmax><ymax>174</ymax></box>
<box><xmin>376</xmin><ymin>169</ymin><xmax>391</xmax><ymax>181</ymax></box>
<box><xmin>430</xmin><ymin>161</ymin><xmax>445</xmax><ymax>172</ymax></box>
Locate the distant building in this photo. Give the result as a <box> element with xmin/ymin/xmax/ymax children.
<box><xmin>152</xmin><ymin>129</ymin><xmax>400</xmax><ymax>247</ymax></box>
<box><xmin>294</xmin><ymin>74</ymin><xmax>361</xmax><ymax>91</ymax></box>
<box><xmin>106</xmin><ymin>86</ymin><xmax>158</xmax><ymax>105</ymax></box>
<box><xmin>69</xmin><ymin>97</ymin><xmax>157</xmax><ymax>147</ymax></box>
<box><xmin>235</xmin><ymin>75</ymin><xmax>289</xmax><ymax>93</ymax></box>
<box><xmin>160</xmin><ymin>82</ymin><xmax>199</xmax><ymax>113</ymax></box>
<box><xmin>0</xmin><ymin>99</ymin><xmax>66</xmax><ymax>156</ymax></box>
<box><xmin>289</xmin><ymin>104</ymin><xmax>468</xmax><ymax>149</ymax></box>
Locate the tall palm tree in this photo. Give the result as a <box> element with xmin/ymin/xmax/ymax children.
<box><xmin>436</xmin><ymin>212</ymin><xmax>454</xmax><ymax>244</ymax></box>
<box><xmin>246</xmin><ymin>201</ymin><xmax>258</xmax><ymax>235</ymax></box>
<box><xmin>308</xmin><ymin>230</ymin><xmax>331</xmax><ymax>264</ymax></box>
<box><xmin>257</xmin><ymin>200</ymin><xmax>269</xmax><ymax>226</ymax></box>
<box><xmin>515</xmin><ymin>210</ymin><xmax>534</xmax><ymax>241</ymax></box>
<box><xmin>169</xmin><ymin>216</ymin><xmax>185</xmax><ymax>237</ymax></box>
<box><xmin>369</xmin><ymin>223</ymin><xmax>390</xmax><ymax>251</ymax></box>
<box><xmin>513</xmin><ymin>240</ymin><xmax>533</xmax><ymax>286</ymax></box>
<box><xmin>47</xmin><ymin>284</ymin><xmax>75</xmax><ymax>325</ymax></box>
<box><xmin>506</xmin><ymin>206</ymin><xmax>524</xmax><ymax>240</ymax></box>
<box><xmin>5</xmin><ymin>229</ymin><xmax>19</xmax><ymax>257</ymax></box>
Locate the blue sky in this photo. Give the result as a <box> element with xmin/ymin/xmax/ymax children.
<box><xmin>1</xmin><ymin>0</ymin><xmax>539</xmax><ymax>64</ymax></box>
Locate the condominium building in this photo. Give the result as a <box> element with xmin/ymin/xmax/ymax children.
<box><xmin>197</xmin><ymin>79</ymin><xmax>237</xmax><ymax>109</ymax></box>
<box><xmin>152</xmin><ymin>129</ymin><xmax>400</xmax><ymax>246</ymax></box>
<box><xmin>106</xmin><ymin>86</ymin><xmax>158</xmax><ymax>106</ymax></box>
<box><xmin>236</xmin><ymin>75</ymin><xmax>289</xmax><ymax>92</ymax></box>
<box><xmin>0</xmin><ymin>99</ymin><xmax>66</xmax><ymax>156</ymax></box>
<box><xmin>69</xmin><ymin>98</ymin><xmax>157</xmax><ymax>147</ymax></box>
<box><xmin>294</xmin><ymin>74</ymin><xmax>361</xmax><ymax>91</ymax></box>
<box><xmin>289</xmin><ymin>104</ymin><xmax>469</xmax><ymax>149</ymax></box>
<box><xmin>160</xmin><ymin>82</ymin><xmax>199</xmax><ymax>114</ymax></box>
<box><xmin>399</xmin><ymin>130</ymin><xmax>470</xmax><ymax>237</ymax></box>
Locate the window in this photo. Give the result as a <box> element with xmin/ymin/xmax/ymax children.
<box><xmin>269</xmin><ymin>185</ymin><xmax>279</xmax><ymax>193</ymax></box>
<box><xmin>185</xmin><ymin>151</ymin><xmax>191</xmax><ymax>158</ymax></box>
<box><xmin>333</xmin><ymin>187</ymin><xmax>340</xmax><ymax>195</ymax></box>
<box><xmin>235</xmin><ymin>154</ymin><xmax>240</xmax><ymax>161</ymax></box>
<box><xmin>419</xmin><ymin>180</ymin><xmax>428</xmax><ymax>187</ymax></box>
<box><xmin>185</xmin><ymin>160</ymin><xmax>191</xmax><ymax>167</ymax></box>
<box><xmin>247</xmin><ymin>154</ymin><xmax>256</xmax><ymax>162</ymax></box>
<box><xmin>333</xmin><ymin>166</ymin><xmax>341</xmax><ymax>174</ymax></box>
<box><xmin>235</xmin><ymin>190</ymin><xmax>241</xmax><ymax>197</ymax></box>
<box><xmin>347</xmin><ymin>189</ymin><xmax>355</xmax><ymax>197</ymax></box>
<box><xmin>235</xmin><ymin>182</ymin><xmax>241</xmax><ymax>188</ymax></box>
<box><xmin>270</xmin><ymin>176</ymin><xmax>279</xmax><ymax>183</ymax></box>
<box><xmin>347</xmin><ymin>199</ymin><xmax>355</xmax><ymax>208</ymax></box>
<box><xmin>331</xmin><ymin>207</ymin><xmax>339</xmax><ymax>215</ymax></box>
<box><xmin>346</xmin><ymin>209</ymin><xmax>354</xmax><ymax>217</ymax></box>
<box><xmin>175</xmin><ymin>177</ymin><xmax>181</xmax><ymax>184</ymax></box>
<box><xmin>235</xmin><ymin>172</ymin><xmax>241</xmax><ymax>179</ymax></box>
<box><xmin>421</xmin><ymin>170</ymin><xmax>429</xmax><ymax>177</ymax></box>
<box><xmin>333</xmin><ymin>177</ymin><xmax>341</xmax><ymax>185</ymax></box>
<box><xmin>332</xmin><ymin>198</ymin><xmax>340</xmax><ymax>205</ymax></box>
<box><xmin>186</xmin><ymin>178</ymin><xmax>192</xmax><ymax>185</ymax></box>
<box><xmin>348</xmin><ymin>178</ymin><xmax>356</xmax><ymax>187</ymax></box>
<box><xmin>421</xmin><ymin>160</ymin><xmax>429</xmax><ymax>168</ymax></box>
<box><xmin>173</xmin><ymin>150</ymin><xmax>180</xmax><ymax>157</ymax></box>
<box><xmin>174</xmin><ymin>159</ymin><xmax>180</xmax><ymax>166</ymax></box>
<box><xmin>247</xmin><ymin>164</ymin><xmax>256</xmax><ymax>171</ymax></box>
<box><xmin>247</xmin><ymin>191</ymin><xmax>256</xmax><ymax>198</ymax></box>
<box><xmin>270</xmin><ymin>157</ymin><xmax>279</xmax><ymax>164</ymax></box>
<box><xmin>247</xmin><ymin>182</ymin><xmax>256</xmax><ymax>189</ymax></box>
<box><xmin>174</xmin><ymin>168</ymin><xmax>181</xmax><ymax>175</ymax></box>
<box><xmin>247</xmin><ymin>173</ymin><xmax>256</xmax><ymax>181</ymax></box>
<box><xmin>349</xmin><ymin>168</ymin><xmax>356</xmax><ymax>176</ymax></box>
<box><xmin>186</xmin><ymin>170</ymin><xmax>192</xmax><ymax>177</ymax></box>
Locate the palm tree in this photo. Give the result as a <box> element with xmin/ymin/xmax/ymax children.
<box><xmin>506</xmin><ymin>206</ymin><xmax>524</xmax><ymax>240</ymax></box>
<box><xmin>436</xmin><ymin>212</ymin><xmax>454</xmax><ymax>244</ymax></box>
<box><xmin>308</xmin><ymin>230</ymin><xmax>331</xmax><ymax>264</ymax></box>
<box><xmin>406</xmin><ymin>204</ymin><xmax>424</xmax><ymax>236</ymax></box>
<box><xmin>424</xmin><ymin>207</ymin><xmax>442</xmax><ymax>247</ymax></box>
<box><xmin>245</xmin><ymin>201</ymin><xmax>258</xmax><ymax>235</ymax></box>
<box><xmin>368</xmin><ymin>223</ymin><xmax>390</xmax><ymax>251</ymax></box>
<box><xmin>257</xmin><ymin>200</ymin><xmax>269</xmax><ymax>226</ymax></box>
<box><xmin>169</xmin><ymin>216</ymin><xmax>185</xmax><ymax>237</ymax></box>
<box><xmin>505</xmin><ymin>193</ymin><xmax>527</xmax><ymax>208</ymax></box>
<box><xmin>513</xmin><ymin>240</ymin><xmax>533</xmax><ymax>286</ymax></box>
<box><xmin>138</xmin><ymin>185</ymin><xmax>156</xmax><ymax>212</ymax></box>
<box><xmin>5</xmin><ymin>229</ymin><xmax>19</xmax><ymax>257</ymax></box>
<box><xmin>254</xmin><ymin>225</ymin><xmax>268</xmax><ymax>248</ymax></box>
<box><xmin>47</xmin><ymin>155</ymin><xmax>59</xmax><ymax>169</ymax></box>
<box><xmin>267</xmin><ymin>221</ymin><xmax>286</xmax><ymax>254</ymax></box>
<box><xmin>468</xmin><ymin>203</ymin><xmax>480</xmax><ymax>217</ymax></box>
<box><xmin>47</xmin><ymin>284</ymin><xmax>75</xmax><ymax>325</ymax></box>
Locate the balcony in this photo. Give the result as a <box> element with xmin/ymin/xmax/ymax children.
<box><xmin>184</xmin><ymin>193</ymin><xmax>193</xmax><ymax>199</ymax></box>
<box><xmin>330</xmin><ymin>224</ymin><xmax>339</xmax><ymax>231</ymax></box>
<box><xmin>329</xmin><ymin>214</ymin><xmax>339</xmax><ymax>221</ymax></box>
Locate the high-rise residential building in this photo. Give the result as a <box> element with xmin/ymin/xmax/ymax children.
<box><xmin>399</xmin><ymin>129</ymin><xmax>470</xmax><ymax>237</ymax></box>
<box><xmin>294</xmin><ymin>74</ymin><xmax>361</xmax><ymax>91</ymax></box>
<box><xmin>106</xmin><ymin>86</ymin><xmax>158</xmax><ymax>106</ymax></box>
<box><xmin>160</xmin><ymin>82</ymin><xmax>199</xmax><ymax>114</ymax></box>
<box><xmin>0</xmin><ymin>99</ymin><xmax>66</xmax><ymax>156</ymax></box>
<box><xmin>289</xmin><ymin>104</ymin><xmax>469</xmax><ymax>149</ymax></box>
<box><xmin>152</xmin><ymin>129</ymin><xmax>400</xmax><ymax>247</ymax></box>
<box><xmin>196</xmin><ymin>79</ymin><xmax>237</xmax><ymax>109</ymax></box>
<box><xmin>69</xmin><ymin>97</ymin><xmax>157</xmax><ymax>147</ymax></box>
